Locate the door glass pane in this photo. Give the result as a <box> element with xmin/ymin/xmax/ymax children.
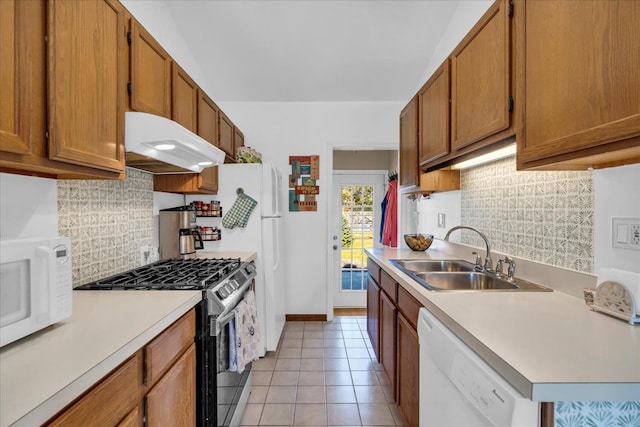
<box><xmin>340</xmin><ymin>185</ymin><xmax>374</xmax><ymax>292</ymax></box>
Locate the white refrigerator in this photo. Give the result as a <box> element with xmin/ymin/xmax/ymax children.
<box><xmin>191</xmin><ymin>163</ymin><xmax>285</xmax><ymax>355</ymax></box>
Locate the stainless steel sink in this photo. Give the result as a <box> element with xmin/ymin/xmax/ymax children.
<box><xmin>414</xmin><ymin>272</ymin><xmax>517</xmax><ymax>290</ymax></box>
<box><xmin>389</xmin><ymin>259</ymin><xmax>475</xmax><ymax>273</ymax></box>
<box><xmin>390</xmin><ymin>259</ymin><xmax>552</xmax><ymax>292</ymax></box>
<box><xmin>413</xmin><ymin>272</ymin><xmax>551</xmax><ymax>292</ymax></box>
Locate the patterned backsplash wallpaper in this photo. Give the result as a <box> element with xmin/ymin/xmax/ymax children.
<box><xmin>460</xmin><ymin>155</ymin><xmax>594</xmax><ymax>273</ymax></box>
<box><xmin>58</xmin><ymin>168</ymin><xmax>154</xmax><ymax>287</ymax></box>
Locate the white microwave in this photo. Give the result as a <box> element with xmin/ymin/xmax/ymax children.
<box><xmin>0</xmin><ymin>237</ymin><xmax>72</xmax><ymax>347</ymax></box>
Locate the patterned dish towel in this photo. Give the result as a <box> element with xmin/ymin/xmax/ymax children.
<box><xmin>228</xmin><ymin>318</ymin><xmax>237</xmax><ymax>372</ymax></box>
<box><xmin>231</xmin><ymin>290</ymin><xmax>261</xmax><ymax>373</ymax></box>
<box><xmin>222</xmin><ymin>191</ymin><xmax>258</xmax><ymax>229</ymax></box>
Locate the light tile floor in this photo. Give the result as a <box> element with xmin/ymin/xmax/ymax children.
<box><xmin>239</xmin><ymin>316</ymin><xmax>406</xmax><ymax>426</ymax></box>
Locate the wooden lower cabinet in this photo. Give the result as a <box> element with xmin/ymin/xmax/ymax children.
<box><xmin>146</xmin><ymin>344</ymin><xmax>196</xmax><ymax>427</ymax></box>
<box><xmin>397</xmin><ymin>312</ymin><xmax>420</xmax><ymax>427</ymax></box>
<box><xmin>367</xmin><ymin>259</ymin><xmax>421</xmax><ymax>427</ymax></box>
<box><xmin>46</xmin><ymin>352</ymin><xmax>142</xmax><ymax>427</ymax></box>
<box><xmin>46</xmin><ymin>310</ymin><xmax>196</xmax><ymax>427</ymax></box>
<box><xmin>366</xmin><ymin>275</ymin><xmax>380</xmax><ymax>361</ymax></box>
<box><xmin>379</xmin><ymin>289</ymin><xmax>397</xmax><ymax>396</ymax></box>
<box><xmin>116</xmin><ymin>406</ymin><xmax>142</xmax><ymax>427</ymax></box>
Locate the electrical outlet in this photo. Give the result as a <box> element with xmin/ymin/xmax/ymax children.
<box><xmin>437</xmin><ymin>213</ymin><xmax>446</xmax><ymax>228</ymax></box>
<box><xmin>632</xmin><ymin>224</ymin><xmax>640</xmax><ymax>246</ymax></box>
<box><xmin>140</xmin><ymin>245</ymin><xmax>153</xmax><ymax>265</ymax></box>
<box><xmin>612</xmin><ymin>218</ymin><xmax>640</xmax><ymax>251</ymax></box>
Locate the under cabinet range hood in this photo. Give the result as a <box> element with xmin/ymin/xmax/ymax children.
<box><xmin>124</xmin><ymin>112</ymin><xmax>226</xmax><ymax>174</ymax></box>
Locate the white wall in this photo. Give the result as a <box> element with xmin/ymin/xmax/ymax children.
<box><xmin>220</xmin><ymin>101</ymin><xmax>402</xmax><ymax>315</ymax></box>
<box><xmin>0</xmin><ymin>173</ymin><xmax>58</xmax><ymax>239</ymax></box>
<box><xmin>414</xmin><ymin>0</ymin><xmax>493</xmax><ymax>93</ymax></box>
<box><xmin>408</xmin><ymin>191</ymin><xmax>462</xmax><ymax>242</ymax></box>
<box><xmin>594</xmin><ymin>164</ymin><xmax>640</xmax><ymax>275</ymax></box>
<box><xmin>121</xmin><ymin>1</ymin><xmax>214</xmax><ymax>100</ymax></box>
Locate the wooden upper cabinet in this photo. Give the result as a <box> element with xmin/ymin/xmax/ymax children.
<box><xmin>399</xmin><ymin>97</ymin><xmax>419</xmax><ymax>187</ymax></box>
<box><xmin>516</xmin><ymin>0</ymin><xmax>640</xmax><ymax>170</ymax></box>
<box><xmin>198</xmin><ymin>90</ymin><xmax>219</xmax><ymax>146</ymax></box>
<box><xmin>218</xmin><ymin>111</ymin><xmax>235</xmax><ymax>159</ymax></box>
<box><xmin>153</xmin><ymin>90</ymin><xmax>219</xmax><ymax>194</ymax></box>
<box><xmin>0</xmin><ymin>0</ymin><xmax>40</xmax><ymax>156</ymax></box>
<box><xmin>233</xmin><ymin>127</ymin><xmax>244</xmax><ymax>156</ymax></box>
<box><xmin>196</xmin><ymin>91</ymin><xmax>220</xmax><ymax>193</ymax></box>
<box><xmin>419</xmin><ymin>60</ymin><xmax>451</xmax><ymax>166</ymax></box>
<box><xmin>171</xmin><ymin>63</ymin><xmax>197</xmax><ymax>132</ymax></box>
<box><xmin>451</xmin><ymin>0</ymin><xmax>511</xmax><ymax>151</ymax></box>
<box><xmin>130</xmin><ymin>20</ymin><xmax>171</xmax><ymax>118</ymax></box>
<box><xmin>47</xmin><ymin>0</ymin><xmax>126</xmax><ymax>173</ymax></box>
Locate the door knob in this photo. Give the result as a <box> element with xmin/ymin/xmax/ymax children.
<box><xmin>333</xmin><ymin>245</ymin><xmax>338</xmax><ymax>250</ymax></box>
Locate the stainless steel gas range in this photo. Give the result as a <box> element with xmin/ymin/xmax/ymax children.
<box><xmin>76</xmin><ymin>258</ymin><xmax>256</xmax><ymax>427</ymax></box>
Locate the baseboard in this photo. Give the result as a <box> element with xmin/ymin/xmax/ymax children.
<box><xmin>334</xmin><ymin>308</ymin><xmax>366</xmax><ymax>316</ymax></box>
<box><xmin>285</xmin><ymin>314</ymin><xmax>327</xmax><ymax>321</ymax></box>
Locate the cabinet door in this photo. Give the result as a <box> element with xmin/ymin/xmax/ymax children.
<box><xmin>47</xmin><ymin>353</ymin><xmax>142</xmax><ymax>427</ymax></box>
<box><xmin>130</xmin><ymin>20</ymin><xmax>171</xmax><ymax>118</ymax></box>
<box><xmin>366</xmin><ymin>275</ymin><xmax>380</xmax><ymax>361</ymax></box>
<box><xmin>233</xmin><ymin>127</ymin><xmax>244</xmax><ymax>157</ymax></box>
<box><xmin>171</xmin><ymin>63</ymin><xmax>197</xmax><ymax>132</ymax></box>
<box><xmin>419</xmin><ymin>60</ymin><xmax>451</xmax><ymax>166</ymax></box>
<box><xmin>198</xmin><ymin>90</ymin><xmax>219</xmax><ymax>146</ymax></box>
<box><xmin>397</xmin><ymin>312</ymin><xmax>419</xmax><ymax>427</ymax></box>
<box><xmin>48</xmin><ymin>0</ymin><xmax>126</xmax><ymax>173</ymax></box>
<box><xmin>0</xmin><ymin>0</ymin><xmax>43</xmax><ymax>156</ymax></box>
<box><xmin>516</xmin><ymin>0</ymin><xmax>640</xmax><ymax>170</ymax></box>
<box><xmin>146</xmin><ymin>344</ymin><xmax>196</xmax><ymax>427</ymax></box>
<box><xmin>399</xmin><ymin>97</ymin><xmax>419</xmax><ymax>187</ymax></box>
<box><xmin>451</xmin><ymin>0</ymin><xmax>511</xmax><ymax>151</ymax></box>
<box><xmin>117</xmin><ymin>406</ymin><xmax>142</xmax><ymax>427</ymax></box>
<box><xmin>218</xmin><ymin>111</ymin><xmax>235</xmax><ymax>159</ymax></box>
<box><xmin>197</xmin><ymin>166</ymin><xmax>219</xmax><ymax>194</ymax></box>
<box><xmin>196</xmin><ymin>91</ymin><xmax>220</xmax><ymax>193</ymax></box>
<box><xmin>379</xmin><ymin>290</ymin><xmax>396</xmax><ymax>396</ymax></box>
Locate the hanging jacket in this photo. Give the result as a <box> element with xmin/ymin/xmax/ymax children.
<box><xmin>381</xmin><ymin>179</ymin><xmax>398</xmax><ymax>247</ymax></box>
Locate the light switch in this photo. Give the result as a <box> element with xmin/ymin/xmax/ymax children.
<box><xmin>617</xmin><ymin>224</ymin><xmax>628</xmax><ymax>243</ymax></box>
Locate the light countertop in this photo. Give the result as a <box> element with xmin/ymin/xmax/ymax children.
<box><xmin>366</xmin><ymin>246</ymin><xmax>640</xmax><ymax>402</ymax></box>
<box><xmin>0</xmin><ymin>290</ymin><xmax>202</xmax><ymax>427</ymax></box>
<box><xmin>0</xmin><ymin>251</ymin><xmax>257</xmax><ymax>426</ymax></box>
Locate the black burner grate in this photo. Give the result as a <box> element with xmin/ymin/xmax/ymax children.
<box><xmin>76</xmin><ymin>258</ymin><xmax>241</xmax><ymax>290</ymax></box>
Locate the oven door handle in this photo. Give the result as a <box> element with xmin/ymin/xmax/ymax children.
<box><xmin>214</xmin><ymin>310</ymin><xmax>237</xmax><ymax>337</ymax></box>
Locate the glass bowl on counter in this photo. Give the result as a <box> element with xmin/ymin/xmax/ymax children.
<box><xmin>404</xmin><ymin>234</ymin><xmax>434</xmax><ymax>251</ymax></box>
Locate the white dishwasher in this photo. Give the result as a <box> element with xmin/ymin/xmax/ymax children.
<box><xmin>418</xmin><ymin>308</ymin><xmax>539</xmax><ymax>427</ymax></box>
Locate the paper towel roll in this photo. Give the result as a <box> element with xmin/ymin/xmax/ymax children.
<box><xmin>597</xmin><ymin>268</ymin><xmax>640</xmax><ymax>307</ymax></box>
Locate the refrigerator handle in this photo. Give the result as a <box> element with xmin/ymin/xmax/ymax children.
<box><xmin>271</xmin><ymin>164</ymin><xmax>280</xmax><ymax>215</ymax></box>
<box><xmin>273</xmin><ymin>219</ymin><xmax>281</xmax><ymax>271</ymax></box>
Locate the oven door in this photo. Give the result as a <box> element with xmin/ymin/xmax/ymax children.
<box><xmin>215</xmin><ymin>310</ymin><xmax>251</xmax><ymax>426</ymax></box>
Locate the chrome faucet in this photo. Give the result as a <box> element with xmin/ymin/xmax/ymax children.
<box><xmin>444</xmin><ymin>225</ymin><xmax>493</xmax><ymax>272</ymax></box>
<box><xmin>496</xmin><ymin>256</ymin><xmax>516</xmax><ymax>281</ymax></box>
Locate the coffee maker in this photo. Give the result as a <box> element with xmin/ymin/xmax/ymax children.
<box><xmin>159</xmin><ymin>206</ymin><xmax>204</xmax><ymax>260</ymax></box>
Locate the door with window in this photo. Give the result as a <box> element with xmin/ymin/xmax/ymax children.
<box><xmin>332</xmin><ymin>173</ymin><xmax>385</xmax><ymax>307</ymax></box>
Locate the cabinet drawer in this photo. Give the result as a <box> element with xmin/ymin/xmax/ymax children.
<box><xmin>47</xmin><ymin>352</ymin><xmax>142</xmax><ymax>426</ymax></box>
<box><xmin>380</xmin><ymin>270</ymin><xmax>398</xmax><ymax>303</ymax></box>
<box><xmin>397</xmin><ymin>286</ymin><xmax>422</xmax><ymax>330</ymax></box>
<box><xmin>145</xmin><ymin>310</ymin><xmax>195</xmax><ymax>387</ymax></box>
<box><xmin>367</xmin><ymin>258</ymin><xmax>381</xmax><ymax>284</ymax></box>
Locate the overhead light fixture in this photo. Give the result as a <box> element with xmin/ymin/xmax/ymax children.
<box><xmin>198</xmin><ymin>161</ymin><xmax>213</xmax><ymax>166</ymax></box>
<box><xmin>450</xmin><ymin>143</ymin><xmax>516</xmax><ymax>170</ymax></box>
<box><xmin>154</xmin><ymin>144</ymin><xmax>176</xmax><ymax>151</ymax></box>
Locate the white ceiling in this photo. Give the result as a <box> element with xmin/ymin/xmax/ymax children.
<box><xmin>164</xmin><ymin>1</ymin><xmax>462</xmax><ymax>102</ymax></box>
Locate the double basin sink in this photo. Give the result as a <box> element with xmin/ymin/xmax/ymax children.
<box><xmin>389</xmin><ymin>259</ymin><xmax>552</xmax><ymax>292</ymax></box>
